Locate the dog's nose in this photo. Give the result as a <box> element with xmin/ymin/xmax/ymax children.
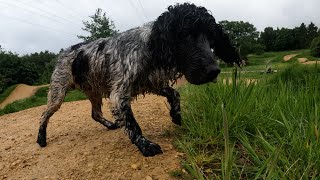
<box><xmin>206</xmin><ymin>65</ymin><xmax>221</xmax><ymax>78</ymax></box>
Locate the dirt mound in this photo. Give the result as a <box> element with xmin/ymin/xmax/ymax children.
<box><xmin>298</xmin><ymin>58</ymin><xmax>308</xmax><ymax>63</ymax></box>
<box><xmin>0</xmin><ymin>84</ymin><xmax>49</xmax><ymax>109</ymax></box>
<box><xmin>302</xmin><ymin>61</ymin><xmax>319</xmax><ymax>65</ymax></box>
<box><xmin>283</xmin><ymin>54</ymin><xmax>298</xmax><ymax>61</ymax></box>
<box><xmin>0</xmin><ymin>95</ymin><xmax>182</xmax><ymax>179</ymax></box>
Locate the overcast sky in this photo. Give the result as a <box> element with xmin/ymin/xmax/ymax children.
<box><xmin>0</xmin><ymin>0</ymin><xmax>319</xmax><ymax>55</ymax></box>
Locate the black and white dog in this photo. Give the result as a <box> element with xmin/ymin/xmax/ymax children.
<box><xmin>37</xmin><ymin>3</ymin><xmax>240</xmax><ymax>156</ymax></box>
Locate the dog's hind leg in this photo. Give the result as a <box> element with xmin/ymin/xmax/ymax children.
<box><xmin>155</xmin><ymin>87</ymin><xmax>182</xmax><ymax>125</ymax></box>
<box><xmin>37</xmin><ymin>73</ymin><xmax>70</xmax><ymax>147</ymax></box>
<box><xmin>86</xmin><ymin>92</ymin><xmax>120</xmax><ymax>130</ymax></box>
<box><xmin>110</xmin><ymin>90</ymin><xmax>163</xmax><ymax>157</ymax></box>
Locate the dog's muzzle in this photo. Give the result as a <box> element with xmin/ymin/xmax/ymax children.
<box><xmin>205</xmin><ymin>65</ymin><xmax>221</xmax><ymax>81</ymax></box>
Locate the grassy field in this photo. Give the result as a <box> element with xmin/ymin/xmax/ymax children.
<box><xmin>177</xmin><ymin>62</ymin><xmax>320</xmax><ymax>178</ymax></box>
<box><xmin>0</xmin><ymin>87</ymin><xmax>86</xmax><ymax>115</ymax></box>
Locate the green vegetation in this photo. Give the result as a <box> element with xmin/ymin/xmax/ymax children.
<box><xmin>0</xmin><ymin>85</ymin><xmax>17</xmax><ymax>103</ymax></box>
<box><xmin>0</xmin><ymin>50</ymin><xmax>57</xmax><ymax>93</ymax></box>
<box><xmin>0</xmin><ymin>87</ymin><xmax>86</xmax><ymax>115</ymax></box>
<box><xmin>177</xmin><ymin>64</ymin><xmax>320</xmax><ymax>179</ymax></box>
<box><xmin>310</xmin><ymin>36</ymin><xmax>320</xmax><ymax>57</ymax></box>
<box><xmin>219</xmin><ymin>21</ymin><xmax>319</xmax><ymax>60</ymax></box>
<box><xmin>77</xmin><ymin>8</ymin><xmax>118</xmax><ymax>41</ymax></box>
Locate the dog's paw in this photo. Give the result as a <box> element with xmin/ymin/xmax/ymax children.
<box><xmin>170</xmin><ymin>111</ymin><xmax>182</xmax><ymax>126</ymax></box>
<box><xmin>135</xmin><ymin>136</ymin><xmax>163</xmax><ymax>157</ymax></box>
<box><xmin>37</xmin><ymin>127</ymin><xmax>47</xmax><ymax>147</ymax></box>
<box><xmin>37</xmin><ymin>134</ymin><xmax>47</xmax><ymax>147</ymax></box>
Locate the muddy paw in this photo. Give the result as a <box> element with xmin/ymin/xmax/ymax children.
<box><xmin>135</xmin><ymin>136</ymin><xmax>163</xmax><ymax>157</ymax></box>
<box><xmin>37</xmin><ymin>133</ymin><xmax>47</xmax><ymax>147</ymax></box>
<box><xmin>37</xmin><ymin>127</ymin><xmax>47</xmax><ymax>147</ymax></box>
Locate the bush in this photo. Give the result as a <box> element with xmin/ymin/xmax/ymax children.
<box><xmin>310</xmin><ymin>36</ymin><xmax>320</xmax><ymax>57</ymax></box>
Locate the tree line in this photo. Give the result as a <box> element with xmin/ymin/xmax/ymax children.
<box><xmin>219</xmin><ymin>21</ymin><xmax>320</xmax><ymax>59</ymax></box>
<box><xmin>0</xmin><ymin>47</ymin><xmax>57</xmax><ymax>92</ymax></box>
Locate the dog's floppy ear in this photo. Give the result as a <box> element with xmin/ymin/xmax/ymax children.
<box><xmin>211</xmin><ymin>24</ymin><xmax>241</xmax><ymax>66</ymax></box>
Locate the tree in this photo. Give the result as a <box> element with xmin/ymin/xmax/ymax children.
<box><xmin>306</xmin><ymin>22</ymin><xmax>318</xmax><ymax>46</ymax></box>
<box><xmin>260</xmin><ymin>27</ymin><xmax>277</xmax><ymax>51</ymax></box>
<box><xmin>219</xmin><ymin>20</ymin><xmax>264</xmax><ymax>59</ymax></box>
<box><xmin>78</xmin><ymin>8</ymin><xmax>118</xmax><ymax>41</ymax></box>
<box><xmin>310</xmin><ymin>36</ymin><xmax>320</xmax><ymax>57</ymax></box>
<box><xmin>295</xmin><ymin>23</ymin><xmax>308</xmax><ymax>49</ymax></box>
<box><xmin>274</xmin><ymin>28</ymin><xmax>295</xmax><ymax>51</ymax></box>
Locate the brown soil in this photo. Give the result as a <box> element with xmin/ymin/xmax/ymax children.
<box><xmin>0</xmin><ymin>84</ymin><xmax>48</xmax><ymax>109</ymax></box>
<box><xmin>302</xmin><ymin>61</ymin><xmax>319</xmax><ymax>65</ymax></box>
<box><xmin>283</xmin><ymin>54</ymin><xmax>298</xmax><ymax>61</ymax></box>
<box><xmin>0</xmin><ymin>95</ymin><xmax>183</xmax><ymax>179</ymax></box>
<box><xmin>222</xmin><ymin>78</ymin><xmax>258</xmax><ymax>85</ymax></box>
<box><xmin>298</xmin><ymin>58</ymin><xmax>308</xmax><ymax>63</ymax></box>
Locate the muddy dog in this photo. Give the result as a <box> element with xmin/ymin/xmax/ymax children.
<box><xmin>37</xmin><ymin>3</ymin><xmax>241</xmax><ymax>157</ymax></box>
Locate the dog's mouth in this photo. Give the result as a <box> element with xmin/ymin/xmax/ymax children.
<box><xmin>186</xmin><ymin>75</ymin><xmax>218</xmax><ymax>85</ymax></box>
<box><xmin>212</xmin><ymin>78</ymin><xmax>218</xmax><ymax>83</ymax></box>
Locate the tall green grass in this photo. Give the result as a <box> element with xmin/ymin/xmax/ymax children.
<box><xmin>0</xmin><ymin>87</ymin><xmax>87</xmax><ymax>115</ymax></box>
<box><xmin>178</xmin><ymin>64</ymin><xmax>320</xmax><ymax>179</ymax></box>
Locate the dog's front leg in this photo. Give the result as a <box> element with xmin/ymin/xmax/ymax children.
<box><xmin>156</xmin><ymin>87</ymin><xmax>182</xmax><ymax>125</ymax></box>
<box><xmin>110</xmin><ymin>91</ymin><xmax>163</xmax><ymax>157</ymax></box>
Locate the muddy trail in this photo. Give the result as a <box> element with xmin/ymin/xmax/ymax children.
<box><xmin>0</xmin><ymin>95</ymin><xmax>183</xmax><ymax>179</ymax></box>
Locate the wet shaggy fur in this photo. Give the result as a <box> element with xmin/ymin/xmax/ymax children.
<box><xmin>37</xmin><ymin>3</ymin><xmax>240</xmax><ymax>157</ymax></box>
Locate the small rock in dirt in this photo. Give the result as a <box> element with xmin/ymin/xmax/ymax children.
<box><xmin>87</xmin><ymin>163</ymin><xmax>94</xmax><ymax>167</ymax></box>
<box><xmin>182</xmin><ymin>169</ymin><xmax>187</xmax><ymax>174</ymax></box>
<box><xmin>175</xmin><ymin>152</ymin><xmax>185</xmax><ymax>158</ymax></box>
<box><xmin>98</xmin><ymin>165</ymin><xmax>104</xmax><ymax>170</ymax></box>
<box><xmin>145</xmin><ymin>176</ymin><xmax>153</xmax><ymax>180</ymax></box>
<box><xmin>4</xmin><ymin>146</ymin><xmax>11</xmax><ymax>150</ymax></box>
<box><xmin>51</xmin><ymin>176</ymin><xmax>60</xmax><ymax>180</ymax></box>
<box><xmin>11</xmin><ymin>160</ymin><xmax>21</xmax><ymax>167</ymax></box>
<box><xmin>131</xmin><ymin>163</ymin><xmax>141</xmax><ymax>170</ymax></box>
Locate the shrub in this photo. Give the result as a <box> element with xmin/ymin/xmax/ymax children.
<box><xmin>310</xmin><ymin>36</ymin><xmax>320</xmax><ymax>57</ymax></box>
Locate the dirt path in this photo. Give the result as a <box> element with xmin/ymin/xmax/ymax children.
<box><xmin>283</xmin><ymin>54</ymin><xmax>319</xmax><ymax>65</ymax></box>
<box><xmin>0</xmin><ymin>95</ymin><xmax>182</xmax><ymax>179</ymax></box>
<box><xmin>283</xmin><ymin>54</ymin><xmax>298</xmax><ymax>61</ymax></box>
<box><xmin>301</xmin><ymin>60</ymin><xmax>319</xmax><ymax>65</ymax></box>
<box><xmin>0</xmin><ymin>84</ymin><xmax>49</xmax><ymax>108</ymax></box>
<box><xmin>222</xmin><ymin>78</ymin><xmax>258</xmax><ymax>85</ymax></box>
<box><xmin>298</xmin><ymin>58</ymin><xmax>308</xmax><ymax>63</ymax></box>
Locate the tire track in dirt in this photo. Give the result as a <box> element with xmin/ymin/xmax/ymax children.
<box><xmin>0</xmin><ymin>95</ymin><xmax>183</xmax><ymax>179</ymax></box>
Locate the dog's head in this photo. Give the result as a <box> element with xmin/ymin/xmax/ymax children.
<box><xmin>149</xmin><ymin>3</ymin><xmax>241</xmax><ymax>85</ymax></box>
